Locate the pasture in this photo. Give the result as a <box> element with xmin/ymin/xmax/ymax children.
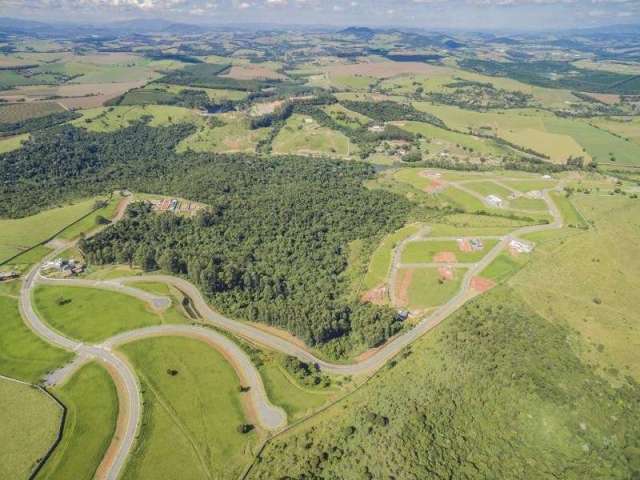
<box><xmin>0</xmin><ymin>295</ymin><xmax>71</xmax><ymax>383</ymax></box>
<box><xmin>177</xmin><ymin>112</ymin><xmax>269</xmax><ymax>153</ymax></box>
<box><xmin>395</xmin><ymin>267</ymin><xmax>464</xmax><ymax>310</ymax></box>
<box><xmin>0</xmin><ymin>378</ymin><xmax>61</xmax><ymax>480</ymax></box>
<box><xmin>323</xmin><ymin>103</ymin><xmax>371</xmax><ymax>128</ymax></box>
<box><xmin>462</xmin><ymin>181</ymin><xmax>514</xmax><ymax>200</ymax></box>
<box><xmin>260</xmin><ymin>357</ymin><xmax>333</xmax><ymax>421</ymax></box>
<box><xmin>74</xmin><ymin>105</ymin><xmax>198</xmax><ymax>133</ymax></box>
<box><xmin>120</xmin><ymin>336</ymin><xmax>257</xmax><ymax>480</ymax></box>
<box><xmin>510</xmin><ymin>194</ymin><xmax>640</xmax><ymax>380</ymax></box>
<box><xmin>543</xmin><ymin>117</ymin><xmax>640</xmax><ymax>166</ymax></box>
<box><xmin>0</xmin><ymin>101</ymin><xmax>64</xmax><ymax>123</ymax></box>
<box><xmin>401</xmin><ymin>239</ymin><xmax>498</xmax><ymax>264</ymax></box>
<box><xmin>363</xmin><ymin>224</ymin><xmax>422</xmax><ymax>290</ymax></box>
<box><xmin>480</xmin><ymin>252</ymin><xmax>529</xmax><ymax>284</ymax></box>
<box><xmin>0</xmin><ymin>198</ymin><xmax>98</xmax><ymax>264</ymax></box>
<box><xmin>0</xmin><ymin>133</ymin><xmax>29</xmax><ymax>153</ymax></box>
<box><xmin>33</xmin><ymin>286</ymin><xmax>188</xmax><ymax>343</ymax></box>
<box><xmin>272</xmin><ymin>114</ymin><xmax>353</xmax><ymax>157</ymax></box>
<box><xmin>57</xmin><ymin>196</ymin><xmax>120</xmax><ymax>240</ymax></box>
<box><xmin>38</xmin><ymin>362</ymin><xmax>118</xmax><ymax>480</ymax></box>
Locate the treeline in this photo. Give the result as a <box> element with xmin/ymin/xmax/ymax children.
<box><xmin>1</xmin><ymin>119</ymin><xmax>411</xmax><ymax>350</ymax></box>
<box><xmin>0</xmin><ymin>110</ymin><xmax>80</xmax><ymax>136</ymax></box>
<box><xmin>0</xmin><ymin>120</ymin><xmax>195</xmax><ymax>217</ymax></box>
<box><xmin>341</xmin><ymin>100</ymin><xmax>446</xmax><ymax>128</ymax></box>
<box><xmin>79</xmin><ymin>155</ymin><xmax>409</xmax><ymax>350</ymax></box>
<box><xmin>251</xmin><ymin>288</ymin><xmax>640</xmax><ymax>479</ymax></box>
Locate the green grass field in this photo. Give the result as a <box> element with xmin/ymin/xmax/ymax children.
<box><xmin>37</xmin><ymin>362</ymin><xmax>118</xmax><ymax>480</ymax></box>
<box><xmin>499</xmin><ymin>179</ymin><xmax>557</xmax><ymax>192</ymax></box>
<box><xmin>33</xmin><ymin>286</ymin><xmax>188</xmax><ymax>342</ymax></box>
<box><xmin>480</xmin><ymin>251</ymin><xmax>529</xmax><ymax>284</ymax></box>
<box><xmin>259</xmin><ymin>358</ymin><xmax>333</xmax><ymax>421</ymax></box>
<box><xmin>589</xmin><ymin>117</ymin><xmax>640</xmax><ymax>144</ymax></box>
<box><xmin>510</xmin><ymin>194</ymin><xmax>640</xmax><ymax>380</ymax></box>
<box><xmin>398</xmin><ymin>267</ymin><xmax>464</xmax><ymax>310</ymax></box>
<box><xmin>0</xmin><ymin>198</ymin><xmax>98</xmax><ymax>264</ymax></box>
<box><xmin>544</xmin><ymin>117</ymin><xmax>640</xmax><ymax>166</ymax></box>
<box><xmin>120</xmin><ymin>336</ymin><xmax>257</xmax><ymax>480</ymax></box>
<box><xmin>429</xmin><ymin>213</ymin><xmax>536</xmax><ymax>236</ymax></box>
<box><xmin>363</xmin><ymin>224</ymin><xmax>422</xmax><ymax>290</ymax></box>
<box><xmin>0</xmin><ymin>378</ymin><xmax>62</xmax><ymax>480</ymax></box>
<box><xmin>74</xmin><ymin>105</ymin><xmax>198</xmax><ymax>133</ymax></box>
<box><xmin>0</xmin><ymin>295</ymin><xmax>72</xmax><ymax>383</ymax></box>
<box><xmin>0</xmin><ymin>101</ymin><xmax>64</xmax><ymax>123</ymax></box>
<box><xmin>462</xmin><ymin>181</ymin><xmax>513</xmax><ymax>199</ymax></box>
<box><xmin>508</xmin><ymin>196</ymin><xmax>548</xmax><ymax>211</ymax></box>
<box><xmin>177</xmin><ymin>112</ymin><xmax>269</xmax><ymax>153</ymax></box>
<box><xmin>397</xmin><ymin>120</ymin><xmax>504</xmax><ymax>156</ymax></box>
<box><xmin>401</xmin><ymin>239</ymin><xmax>498</xmax><ymax>264</ymax></box>
<box><xmin>272</xmin><ymin>114</ymin><xmax>353</xmax><ymax>157</ymax></box>
<box><xmin>323</xmin><ymin>103</ymin><xmax>371</xmax><ymax>129</ymax></box>
<box><xmin>438</xmin><ymin>185</ymin><xmax>487</xmax><ymax>211</ymax></box>
<box><xmin>551</xmin><ymin>192</ymin><xmax>588</xmax><ymax>229</ymax></box>
<box><xmin>0</xmin><ymin>133</ymin><xmax>29</xmax><ymax>153</ymax></box>
<box><xmin>57</xmin><ymin>196</ymin><xmax>120</xmax><ymax>240</ymax></box>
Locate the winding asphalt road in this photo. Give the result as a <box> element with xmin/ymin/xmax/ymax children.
<box><xmin>20</xmin><ymin>183</ymin><xmax>563</xmax><ymax>478</ymax></box>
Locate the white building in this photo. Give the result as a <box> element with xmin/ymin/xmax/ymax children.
<box><xmin>509</xmin><ymin>239</ymin><xmax>534</xmax><ymax>254</ymax></box>
<box><xmin>486</xmin><ymin>194</ymin><xmax>504</xmax><ymax>208</ymax></box>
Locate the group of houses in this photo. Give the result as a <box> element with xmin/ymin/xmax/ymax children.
<box><xmin>42</xmin><ymin>258</ymin><xmax>85</xmax><ymax>277</ymax></box>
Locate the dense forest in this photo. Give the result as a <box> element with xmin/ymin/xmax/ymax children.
<box><xmin>0</xmin><ymin>118</ymin><xmax>411</xmax><ymax>351</ymax></box>
<box><xmin>251</xmin><ymin>287</ymin><xmax>640</xmax><ymax>479</ymax></box>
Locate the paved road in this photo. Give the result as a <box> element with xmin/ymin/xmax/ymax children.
<box><xmin>20</xmin><ymin>184</ymin><xmax>563</xmax><ymax>477</ymax></box>
<box><xmin>39</xmin><ymin>185</ymin><xmax>564</xmax><ymax>379</ymax></box>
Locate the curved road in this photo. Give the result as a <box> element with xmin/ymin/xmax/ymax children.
<box><xmin>21</xmin><ymin>184</ymin><xmax>563</xmax><ymax>477</ymax></box>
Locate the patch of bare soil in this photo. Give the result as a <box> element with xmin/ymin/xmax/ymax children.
<box><xmin>457</xmin><ymin>238</ymin><xmax>473</xmax><ymax>253</ymax></box>
<box><xmin>437</xmin><ymin>265</ymin><xmax>454</xmax><ymax>281</ymax></box>
<box><xmin>395</xmin><ymin>269</ymin><xmax>414</xmax><ymax>307</ymax></box>
<box><xmin>361</xmin><ymin>284</ymin><xmax>388</xmax><ymax>305</ymax></box>
<box><xmin>433</xmin><ymin>251</ymin><xmax>457</xmax><ymax>263</ymax></box>
<box><xmin>470</xmin><ymin>276</ymin><xmax>496</xmax><ymax>293</ymax></box>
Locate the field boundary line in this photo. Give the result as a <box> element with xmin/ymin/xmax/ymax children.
<box><xmin>0</xmin><ymin>374</ymin><xmax>69</xmax><ymax>480</ymax></box>
<box><xmin>0</xmin><ymin>195</ymin><xmax>114</xmax><ymax>266</ymax></box>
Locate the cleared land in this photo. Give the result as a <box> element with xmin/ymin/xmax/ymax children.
<box><xmin>0</xmin><ymin>295</ymin><xmax>71</xmax><ymax>382</ymax></box>
<box><xmin>272</xmin><ymin>114</ymin><xmax>353</xmax><ymax>157</ymax></box>
<box><xmin>401</xmin><ymin>239</ymin><xmax>498</xmax><ymax>264</ymax></box>
<box><xmin>396</xmin><ymin>267</ymin><xmax>464</xmax><ymax>310</ymax></box>
<box><xmin>0</xmin><ymin>378</ymin><xmax>61</xmax><ymax>480</ymax></box>
<box><xmin>177</xmin><ymin>112</ymin><xmax>270</xmax><ymax>154</ymax></box>
<box><xmin>37</xmin><ymin>363</ymin><xmax>118</xmax><ymax>480</ymax></box>
<box><xmin>120</xmin><ymin>336</ymin><xmax>257</xmax><ymax>480</ymax></box>
<box><xmin>33</xmin><ymin>286</ymin><xmax>188</xmax><ymax>342</ymax></box>
<box><xmin>0</xmin><ymin>198</ymin><xmax>98</xmax><ymax>263</ymax></box>
<box><xmin>363</xmin><ymin>224</ymin><xmax>422</xmax><ymax>290</ymax></box>
<box><xmin>0</xmin><ymin>101</ymin><xmax>64</xmax><ymax>123</ymax></box>
<box><xmin>73</xmin><ymin>105</ymin><xmax>198</xmax><ymax>133</ymax></box>
<box><xmin>0</xmin><ymin>133</ymin><xmax>29</xmax><ymax>153</ymax></box>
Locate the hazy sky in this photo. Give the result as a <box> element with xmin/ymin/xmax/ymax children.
<box><xmin>2</xmin><ymin>0</ymin><xmax>639</xmax><ymax>30</ymax></box>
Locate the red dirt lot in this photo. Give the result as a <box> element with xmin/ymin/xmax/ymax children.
<box><xmin>437</xmin><ymin>266</ymin><xmax>454</xmax><ymax>281</ymax></box>
<box><xmin>433</xmin><ymin>251</ymin><xmax>457</xmax><ymax>263</ymax></box>
<box><xmin>361</xmin><ymin>284</ymin><xmax>388</xmax><ymax>305</ymax></box>
<box><xmin>471</xmin><ymin>276</ymin><xmax>496</xmax><ymax>293</ymax></box>
<box><xmin>395</xmin><ymin>269</ymin><xmax>414</xmax><ymax>307</ymax></box>
<box><xmin>457</xmin><ymin>238</ymin><xmax>472</xmax><ymax>253</ymax></box>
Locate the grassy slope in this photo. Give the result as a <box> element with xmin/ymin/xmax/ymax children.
<box><xmin>177</xmin><ymin>112</ymin><xmax>269</xmax><ymax>154</ymax></box>
<box><xmin>0</xmin><ymin>198</ymin><xmax>97</xmax><ymax>263</ymax></box>
<box><xmin>120</xmin><ymin>336</ymin><xmax>256</xmax><ymax>480</ymax></box>
<box><xmin>510</xmin><ymin>194</ymin><xmax>640</xmax><ymax>381</ymax></box>
<box><xmin>401</xmin><ymin>239</ymin><xmax>498</xmax><ymax>263</ymax></box>
<box><xmin>0</xmin><ymin>378</ymin><xmax>61</xmax><ymax>480</ymax></box>
<box><xmin>57</xmin><ymin>196</ymin><xmax>120</xmax><ymax>240</ymax></box>
<box><xmin>250</xmin><ymin>287</ymin><xmax>640</xmax><ymax>479</ymax></box>
<box><xmin>37</xmin><ymin>362</ymin><xmax>118</xmax><ymax>480</ymax></box>
<box><xmin>0</xmin><ymin>133</ymin><xmax>29</xmax><ymax>153</ymax></box>
<box><xmin>0</xmin><ymin>294</ymin><xmax>71</xmax><ymax>383</ymax></box>
<box><xmin>272</xmin><ymin>114</ymin><xmax>353</xmax><ymax>157</ymax></box>
<box><xmin>363</xmin><ymin>224</ymin><xmax>421</xmax><ymax>290</ymax></box>
<box><xmin>544</xmin><ymin>117</ymin><xmax>640</xmax><ymax>166</ymax></box>
<box><xmin>33</xmin><ymin>286</ymin><xmax>188</xmax><ymax>342</ymax></box>
<box><xmin>73</xmin><ymin>105</ymin><xmax>198</xmax><ymax>133</ymax></box>
<box><xmin>400</xmin><ymin>267</ymin><xmax>464</xmax><ymax>309</ymax></box>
